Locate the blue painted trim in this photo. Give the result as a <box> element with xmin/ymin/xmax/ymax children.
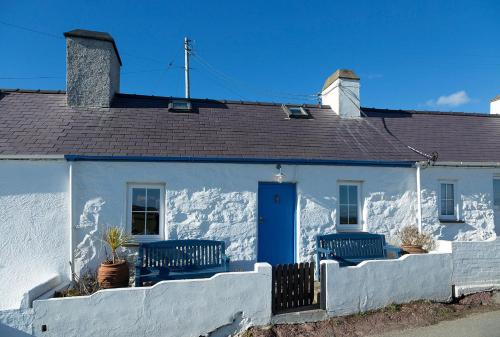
<box><xmin>64</xmin><ymin>155</ymin><xmax>415</xmax><ymax>167</ymax></box>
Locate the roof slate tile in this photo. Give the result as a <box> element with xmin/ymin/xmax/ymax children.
<box><xmin>1</xmin><ymin>90</ymin><xmax>498</xmax><ymax>162</ymax></box>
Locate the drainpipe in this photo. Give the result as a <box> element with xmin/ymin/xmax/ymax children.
<box><xmin>416</xmin><ymin>162</ymin><xmax>423</xmax><ymax>233</ymax></box>
<box><xmin>68</xmin><ymin>161</ymin><xmax>74</xmax><ymax>280</ymax></box>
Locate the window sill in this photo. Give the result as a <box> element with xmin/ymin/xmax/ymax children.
<box><xmin>439</xmin><ymin>219</ymin><xmax>465</xmax><ymax>224</ymax></box>
<box><xmin>127</xmin><ymin>236</ymin><xmax>163</xmax><ymax>245</ymax></box>
<box><xmin>123</xmin><ymin>242</ymin><xmax>140</xmax><ymax>248</ymax></box>
<box><xmin>337</xmin><ymin>226</ymin><xmax>363</xmax><ymax>232</ymax></box>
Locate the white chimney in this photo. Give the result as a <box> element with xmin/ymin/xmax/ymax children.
<box><xmin>491</xmin><ymin>95</ymin><xmax>500</xmax><ymax>115</ymax></box>
<box><xmin>321</xmin><ymin>69</ymin><xmax>360</xmax><ymax>118</ymax></box>
<box><xmin>64</xmin><ymin>29</ymin><xmax>122</xmax><ymax>108</ymax></box>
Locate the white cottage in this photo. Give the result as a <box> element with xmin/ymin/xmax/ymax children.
<box><xmin>1</xmin><ymin>29</ymin><xmax>499</xmax><ymax>312</ymax></box>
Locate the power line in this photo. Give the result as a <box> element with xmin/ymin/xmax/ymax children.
<box><xmin>190</xmin><ymin>51</ymin><xmax>318</xmax><ymax>102</ymax></box>
<box><xmin>0</xmin><ymin>20</ymin><xmax>62</xmax><ymax>40</ymax></box>
<box><xmin>0</xmin><ymin>76</ymin><xmax>63</xmax><ymax>80</ymax></box>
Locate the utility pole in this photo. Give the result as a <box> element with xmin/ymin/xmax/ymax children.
<box><xmin>184</xmin><ymin>37</ymin><xmax>191</xmax><ymax>99</ymax></box>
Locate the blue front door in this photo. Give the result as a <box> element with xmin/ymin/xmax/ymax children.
<box><xmin>258</xmin><ymin>182</ymin><xmax>296</xmax><ymax>265</ymax></box>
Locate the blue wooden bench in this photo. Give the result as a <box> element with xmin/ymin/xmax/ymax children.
<box><xmin>316</xmin><ymin>232</ymin><xmax>399</xmax><ymax>278</ymax></box>
<box><xmin>135</xmin><ymin>239</ymin><xmax>230</xmax><ymax>287</ymax></box>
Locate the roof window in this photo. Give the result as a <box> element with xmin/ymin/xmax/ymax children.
<box><xmin>282</xmin><ymin>104</ymin><xmax>310</xmax><ymax>118</ymax></box>
<box><xmin>168</xmin><ymin>100</ymin><xmax>192</xmax><ymax>112</ymax></box>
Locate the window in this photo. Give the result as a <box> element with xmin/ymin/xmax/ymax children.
<box><xmin>168</xmin><ymin>100</ymin><xmax>192</xmax><ymax>111</ymax></box>
<box><xmin>338</xmin><ymin>183</ymin><xmax>361</xmax><ymax>230</ymax></box>
<box><xmin>282</xmin><ymin>104</ymin><xmax>310</xmax><ymax>118</ymax></box>
<box><xmin>128</xmin><ymin>184</ymin><xmax>164</xmax><ymax>239</ymax></box>
<box><xmin>440</xmin><ymin>182</ymin><xmax>455</xmax><ymax>218</ymax></box>
<box><xmin>494</xmin><ymin>179</ymin><xmax>500</xmax><ymax>210</ymax></box>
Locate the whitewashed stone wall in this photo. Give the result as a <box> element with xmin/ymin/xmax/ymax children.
<box><xmin>451</xmin><ymin>238</ymin><xmax>500</xmax><ymax>296</ymax></box>
<box><xmin>32</xmin><ymin>263</ymin><xmax>272</xmax><ymax>337</ymax></box>
<box><xmin>0</xmin><ymin>309</ymin><xmax>33</xmax><ymax>336</ymax></box>
<box><xmin>0</xmin><ymin>160</ymin><xmax>70</xmax><ymax>310</ymax></box>
<box><xmin>321</xmin><ymin>252</ymin><xmax>453</xmax><ymax>316</ymax></box>
<box><xmin>71</xmin><ymin>161</ymin><xmax>417</xmax><ymax>273</ymax></box>
<box><xmin>420</xmin><ymin>166</ymin><xmax>497</xmax><ymax>241</ymax></box>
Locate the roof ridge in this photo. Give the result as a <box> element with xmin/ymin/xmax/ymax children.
<box><xmin>0</xmin><ymin>88</ymin><xmax>66</xmax><ymax>94</ymax></box>
<box><xmin>361</xmin><ymin>107</ymin><xmax>496</xmax><ymax>118</ymax></box>
<box><xmin>115</xmin><ymin>92</ymin><xmax>328</xmax><ymax>108</ymax></box>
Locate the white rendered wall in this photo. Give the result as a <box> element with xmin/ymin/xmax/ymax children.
<box><xmin>420</xmin><ymin>166</ymin><xmax>498</xmax><ymax>241</ymax></box>
<box><xmin>321</xmin><ymin>78</ymin><xmax>360</xmax><ymax>118</ymax></box>
<box><xmin>32</xmin><ymin>263</ymin><xmax>272</xmax><ymax>337</ymax></box>
<box><xmin>451</xmin><ymin>238</ymin><xmax>500</xmax><ymax>296</ymax></box>
<box><xmin>321</xmin><ymin>253</ymin><xmax>453</xmax><ymax>316</ymax></box>
<box><xmin>0</xmin><ymin>160</ymin><xmax>70</xmax><ymax>310</ymax></box>
<box><xmin>490</xmin><ymin>100</ymin><xmax>500</xmax><ymax>115</ymax></box>
<box><xmin>71</xmin><ymin>161</ymin><xmax>417</xmax><ymax>273</ymax></box>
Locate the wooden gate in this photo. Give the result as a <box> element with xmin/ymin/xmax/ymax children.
<box><xmin>272</xmin><ymin>262</ymin><xmax>315</xmax><ymax>313</ymax></box>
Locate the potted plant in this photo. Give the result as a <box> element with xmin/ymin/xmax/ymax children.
<box><xmin>397</xmin><ymin>225</ymin><xmax>436</xmax><ymax>254</ymax></box>
<box><xmin>97</xmin><ymin>227</ymin><xmax>133</xmax><ymax>289</ymax></box>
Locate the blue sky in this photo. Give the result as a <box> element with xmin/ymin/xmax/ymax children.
<box><xmin>1</xmin><ymin>1</ymin><xmax>500</xmax><ymax>112</ymax></box>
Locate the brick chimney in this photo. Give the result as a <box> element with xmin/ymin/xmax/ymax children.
<box><xmin>64</xmin><ymin>29</ymin><xmax>122</xmax><ymax>108</ymax></box>
<box><xmin>321</xmin><ymin>69</ymin><xmax>360</xmax><ymax>118</ymax></box>
<box><xmin>491</xmin><ymin>95</ymin><xmax>500</xmax><ymax>115</ymax></box>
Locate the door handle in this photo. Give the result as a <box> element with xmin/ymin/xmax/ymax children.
<box><xmin>259</xmin><ymin>216</ymin><xmax>264</xmax><ymax>225</ymax></box>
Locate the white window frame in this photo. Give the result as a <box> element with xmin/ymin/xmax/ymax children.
<box><xmin>127</xmin><ymin>183</ymin><xmax>165</xmax><ymax>242</ymax></box>
<box><xmin>494</xmin><ymin>177</ymin><xmax>500</xmax><ymax>211</ymax></box>
<box><xmin>439</xmin><ymin>180</ymin><xmax>459</xmax><ymax>221</ymax></box>
<box><xmin>337</xmin><ymin>181</ymin><xmax>363</xmax><ymax>232</ymax></box>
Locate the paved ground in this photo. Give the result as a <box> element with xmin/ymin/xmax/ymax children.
<box><xmin>374</xmin><ymin>310</ymin><xmax>500</xmax><ymax>337</ymax></box>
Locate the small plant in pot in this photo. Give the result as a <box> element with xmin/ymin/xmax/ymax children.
<box><xmin>397</xmin><ymin>225</ymin><xmax>436</xmax><ymax>254</ymax></box>
<box><xmin>97</xmin><ymin>227</ymin><xmax>133</xmax><ymax>289</ymax></box>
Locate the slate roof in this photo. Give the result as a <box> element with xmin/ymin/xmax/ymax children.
<box><xmin>363</xmin><ymin>108</ymin><xmax>500</xmax><ymax>162</ymax></box>
<box><xmin>0</xmin><ymin>89</ymin><xmax>499</xmax><ymax>163</ymax></box>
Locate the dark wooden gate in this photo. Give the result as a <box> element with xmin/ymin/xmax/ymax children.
<box><xmin>272</xmin><ymin>262</ymin><xmax>315</xmax><ymax>313</ymax></box>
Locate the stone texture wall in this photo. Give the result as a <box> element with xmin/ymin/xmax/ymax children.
<box><xmin>72</xmin><ymin>161</ymin><xmax>417</xmax><ymax>274</ymax></box>
<box><xmin>66</xmin><ymin>36</ymin><xmax>120</xmax><ymax>108</ymax></box>
<box><xmin>451</xmin><ymin>238</ymin><xmax>500</xmax><ymax>295</ymax></box>
<box><xmin>420</xmin><ymin>166</ymin><xmax>497</xmax><ymax>241</ymax></box>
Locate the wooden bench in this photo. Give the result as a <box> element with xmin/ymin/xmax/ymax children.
<box><xmin>135</xmin><ymin>239</ymin><xmax>230</xmax><ymax>286</ymax></box>
<box><xmin>316</xmin><ymin>232</ymin><xmax>399</xmax><ymax>278</ymax></box>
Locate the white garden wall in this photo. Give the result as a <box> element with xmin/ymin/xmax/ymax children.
<box><xmin>420</xmin><ymin>166</ymin><xmax>498</xmax><ymax>241</ymax></box>
<box><xmin>32</xmin><ymin>263</ymin><xmax>272</xmax><ymax>337</ymax></box>
<box><xmin>451</xmin><ymin>238</ymin><xmax>500</xmax><ymax>296</ymax></box>
<box><xmin>71</xmin><ymin>161</ymin><xmax>418</xmax><ymax>274</ymax></box>
<box><xmin>321</xmin><ymin>252</ymin><xmax>453</xmax><ymax>316</ymax></box>
<box><xmin>0</xmin><ymin>160</ymin><xmax>70</xmax><ymax>310</ymax></box>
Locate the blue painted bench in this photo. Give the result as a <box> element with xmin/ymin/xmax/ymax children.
<box><xmin>316</xmin><ymin>232</ymin><xmax>399</xmax><ymax>277</ymax></box>
<box><xmin>135</xmin><ymin>239</ymin><xmax>230</xmax><ymax>287</ymax></box>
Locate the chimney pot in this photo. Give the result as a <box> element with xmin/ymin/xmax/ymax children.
<box><xmin>491</xmin><ymin>95</ymin><xmax>500</xmax><ymax>115</ymax></box>
<box><xmin>321</xmin><ymin>69</ymin><xmax>360</xmax><ymax>118</ymax></box>
<box><xmin>64</xmin><ymin>29</ymin><xmax>121</xmax><ymax>108</ymax></box>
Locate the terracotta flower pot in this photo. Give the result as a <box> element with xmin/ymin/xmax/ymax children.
<box><xmin>97</xmin><ymin>260</ymin><xmax>130</xmax><ymax>289</ymax></box>
<box><xmin>401</xmin><ymin>244</ymin><xmax>427</xmax><ymax>254</ymax></box>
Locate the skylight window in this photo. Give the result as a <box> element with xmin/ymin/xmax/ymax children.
<box><xmin>282</xmin><ymin>105</ymin><xmax>310</xmax><ymax>118</ymax></box>
<box><xmin>168</xmin><ymin>100</ymin><xmax>192</xmax><ymax>112</ymax></box>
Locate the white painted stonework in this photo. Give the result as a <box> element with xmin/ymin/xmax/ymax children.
<box><xmin>420</xmin><ymin>166</ymin><xmax>497</xmax><ymax>241</ymax></box>
<box><xmin>451</xmin><ymin>238</ymin><xmax>500</xmax><ymax>296</ymax></box>
<box><xmin>0</xmin><ymin>160</ymin><xmax>70</xmax><ymax>310</ymax></box>
<box><xmin>71</xmin><ymin>161</ymin><xmax>418</xmax><ymax>273</ymax></box>
<box><xmin>32</xmin><ymin>263</ymin><xmax>272</xmax><ymax>337</ymax></box>
<box><xmin>1</xmin><ymin>159</ymin><xmax>499</xmax><ymax>315</ymax></box>
<box><xmin>321</xmin><ymin>252</ymin><xmax>453</xmax><ymax>316</ymax></box>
